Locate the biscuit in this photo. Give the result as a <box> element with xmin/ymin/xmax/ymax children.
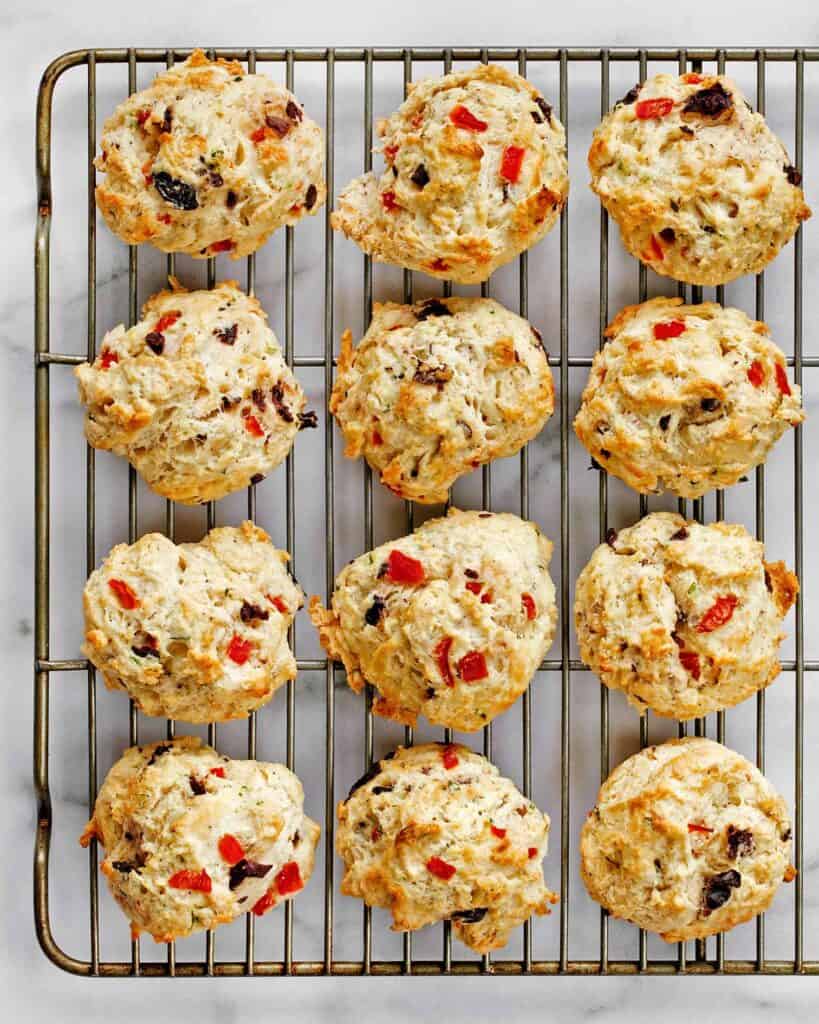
<box><xmin>588</xmin><ymin>73</ymin><xmax>810</xmax><ymax>285</ymax></box>
<box><xmin>95</xmin><ymin>50</ymin><xmax>325</xmax><ymax>258</ymax></box>
<box><xmin>331</xmin><ymin>297</ymin><xmax>554</xmax><ymax>503</ymax></box>
<box><xmin>574</xmin><ymin>297</ymin><xmax>805</xmax><ymax>498</ymax></box>
<box><xmin>573</xmin><ymin>512</ymin><xmax>798</xmax><ymax>720</ymax></box>
<box><xmin>76</xmin><ymin>280</ymin><xmax>313</xmax><ymax>504</ymax></box>
<box><xmin>336</xmin><ymin>743</ymin><xmax>557</xmax><ymax>952</ymax></box>
<box><xmin>80</xmin><ymin>737</ymin><xmax>320</xmax><ymax>942</ymax></box>
<box><xmin>82</xmin><ymin>521</ymin><xmax>302</xmax><ymax>723</ymax></box>
<box><xmin>332</xmin><ymin>63</ymin><xmax>568</xmax><ymax>283</ymax></box>
<box><xmin>310</xmin><ymin>508</ymin><xmax>556</xmax><ymax>732</ymax></box>
<box><xmin>580</xmin><ymin>737</ymin><xmax>794</xmax><ymax>941</ymax></box>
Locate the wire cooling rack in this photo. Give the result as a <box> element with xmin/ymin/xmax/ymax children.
<box><xmin>35</xmin><ymin>46</ymin><xmax>818</xmax><ymax>977</ymax></box>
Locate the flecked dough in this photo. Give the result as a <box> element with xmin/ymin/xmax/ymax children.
<box><xmin>588</xmin><ymin>73</ymin><xmax>810</xmax><ymax>284</ymax></box>
<box><xmin>574</xmin><ymin>512</ymin><xmax>798</xmax><ymax>720</ymax></box>
<box><xmin>82</xmin><ymin>522</ymin><xmax>302</xmax><ymax>723</ymax></box>
<box><xmin>81</xmin><ymin>737</ymin><xmax>320</xmax><ymax>942</ymax></box>
<box><xmin>310</xmin><ymin>509</ymin><xmax>556</xmax><ymax>732</ymax></box>
<box><xmin>580</xmin><ymin>737</ymin><xmax>794</xmax><ymax>941</ymax></box>
<box><xmin>76</xmin><ymin>280</ymin><xmax>313</xmax><ymax>505</ymax></box>
<box><xmin>332</xmin><ymin>63</ymin><xmax>568</xmax><ymax>283</ymax></box>
<box><xmin>574</xmin><ymin>297</ymin><xmax>805</xmax><ymax>498</ymax></box>
<box><xmin>337</xmin><ymin>743</ymin><xmax>557</xmax><ymax>952</ymax></box>
<box><xmin>331</xmin><ymin>296</ymin><xmax>554</xmax><ymax>503</ymax></box>
<box><xmin>95</xmin><ymin>50</ymin><xmax>325</xmax><ymax>258</ymax></box>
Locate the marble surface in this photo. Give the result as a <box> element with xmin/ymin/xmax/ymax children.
<box><xmin>4</xmin><ymin>1</ymin><xmax>819</xmax><ymax>1020</ymax></box>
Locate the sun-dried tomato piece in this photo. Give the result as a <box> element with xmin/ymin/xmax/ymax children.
<box><xmin>679</xmin><ymin>649</ymin><xmax>701</xmax><ymax>679</ymax></box>
<box><xmin>210</xmin><ymin>238</ymin><xmax>235</xmax><ymax>253</ymax></box>
<box><xmin>747</xmin><ymin>360</ymin><xmax>765</xmax><ymax>387</ymax></box>
<box><xmin>521</xmin><ymin>593</ymin><xmax>537</xmax><ymax>620</ymax></box>
<box><xmin>500</xmin><ymin>146</ymin><xmax>525</xmax><ymax>183</ymax></box>
<box><xmin>426</xmin><ymin>856</ymin><xmax>456</xmax><ymax>880</ymax></box>
<box><xmin>653</xmin><ymin>319</ymin><xmax>686</xmax><ymax>340</ymax></box>
<box><xmin>209</xmin><ymin>766</ymin><xmax>226</xmax><ymax>778</ymax></box>
<box><xmin>99</xmin><ymin>349</ymin><xmax>119</xmax><ymax>370</ymax></box>
<box><xmin>381</xmin><ymin>190</ymin><xmax>400</xmax><ymax>212</ymax></box>
<box><xmin>384</xmin><ymin>549</ymin><xmax>425</xmax><ymax>585</ymax></box>
<box><xmin>266</xmin><ymin>594</ymin><xmax>289</xmax><ymax>615</ymax></box>
<box><xmin>441</xmin><ymin>745</ymin><xmax>459</xmax><ymax>770</ymax></box>
<box><xmin>696</xmin><ymin>594</ymin><xmax>738</xmax><ymax>633</ymax></box>
<box><xmin>218</xmin><ymin>833</ymin><xmax>245</xmax><ymax>865</ymax></box>
<box><xmin>244</xmin><ymin>414</ymin><xmax>264</xmax><ymax>438</ymax></box>
<box><xmin>774</xmin><ymin>362</ymin><xmax>792</xmax><ymax>396</ymax></box>
<box><xmin>688</xmin><ymin>822</ymin><xmax>714</xmax><ymax>835</ymax></box>
<box><xmin>251</xmin><ymin>888</ymin><xmax>277</xmax><ymax>916</ymax></box>
<box><xmin>434</xmin><ymin>636</ymin><xmax>454</xmax><ymax>687</ymax></box>
<box><xmin>155</xmin><ymin>312</ymin><xmax>180</xmax><ymax>333</ymax></box>
<box><xmin>457</xmin><ymin>650</ymin><xmax>488</xmax><ymax>682</ymax></box>
<box><xmin>449</xmin><ymin>104</ymin><xmax>488</xmax><ymax>132</ymax></box>
<box><xmin>635</xmin><ymin>97</ymin><xmax>674</xmax><ymax>119</ymax></box>
<box><xmin>490</xmin><ymin>825</ymin><xmax>507</xmax><ymax>839</ymax></box>
<box><xmin>227</xmin><ymin>634</ymin><xmax>253</xmax><ymax>665</ymax></box>
<box><xmin>465</xmin><ymin>580</ymin><xmax>483</xmax><ymax>596</ymax></box>
<box><xmin>275</xmin><ymin>861</ymin><xmax>303</xmax><ymax>895</ymax></box>
<box><xmin>168</xmin><ymin>868</ymin><xmax>212</xmax><ymax>892</ymax></box>
<box><xmin>109</xmin><ymin>578</ymin><xmax>138</xmax><ymax>609</ymax></box>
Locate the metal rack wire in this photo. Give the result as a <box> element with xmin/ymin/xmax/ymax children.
<box><xmin>34</xmin><ymin>46</ymin><xmax>817</xmax><ymax>977</ymax></box>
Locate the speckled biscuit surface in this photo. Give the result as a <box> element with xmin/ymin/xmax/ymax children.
<box><xmin>331</xmin><ymin>297</ymin><xmax>554</xmax><ymax>503</ymax></box>
<box><xmin>332</xmin><ymin>64</ymin><xmax>568</xmax><ymax>283</ymax></box>
<box><xmin>574</xmin><ymin>297</ymin><xmax>804</xmax><ymax>498</ymax></box>
<box><xmin>574</xmin><ymin>512</ymin><xmax>798</xmax><ymax>720</ymax></box>
<box><xmin>336</xmin><ymin>743</ymin><xmax>557</xmax><ymax>952</ymax></box>
<box><xmin>82</xmin><ymin>522</ymin><xmax>302</xmax><ymax>723</ymax></box>
<box><xmin>310</xmin><ymin>509</ymin><xmax>556</xmax><ymax>731</ymax></box>
<box><xmin>580</xmin><ymin>737</ymin><xmax>793</xmax><ymax>941</ymax></box>
<box><xmin>80</xmin><ymin>737</ymin><xmax>320</xmax><ymax>942</ymax></box>
<box><xmin>95</xmin><ymin>50</ymin><xmax>325</xmax><ymax>258</ymax></box>
<box><xmin>76</xmin><ymin>280</ymin><xmax>311</xmax><ymax>504</ymax></box>
<box><xmin>588</xmin><ymin>73</ymin><xmax>810</xmax><ymax>285</ymax></box>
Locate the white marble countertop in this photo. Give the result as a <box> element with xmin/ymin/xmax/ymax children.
<box><xmin>5</xmin><ymin>1</ymin><xmax>819</xmax><ymax>1020</ymax></box>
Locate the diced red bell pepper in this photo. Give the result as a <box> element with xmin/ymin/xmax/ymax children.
<box><xmin>384</xmin><ymin>548</ymin><xmax>425</xmax><ymax>585</ymax></box>
<box><xmin>682</xmin><ymin>73</ymin><xmax>703</xmax><ymax>84</ymax></box>
<box><xmin>441</xmin><ymin>745</ymin><xmax>459</xmax><ymax>770</ymax></box>
<box><xmin>499</xmin><ymin>146</ymin><xmax>525</xmax><ymax>183</ymax></box>
<box><xmin>372</xmin><ymin>429</ymin><xmax>384</xmax><ymax>446</ymax></box>
<box><xmin>426</xmin><ymin>856</ymin><xmax>456</xmax><ymax>880</ymax></box>
<box><xmin>696</xmin><ymin>594</ymin><xmax>738</xmax><ymax>633</ymax></box>
<box><xmin>227</xmin><ymin>634</ymin><xmax>253</xmax><ymax>665</ymax></box>
<box><xmin>380</xmin><ymin>190</ymin><xmax>400</xmax><ymax>212</ymax></box>
<box><xmin>775</xmin><ymin>363</ymin><xmax>792</xmax><ymax>396</ymax></box>
<box><xmin>275</xmin><ymin>861</ymin><xmax>303</xmax><ymax>895</ymax></box>
<box><xmin>244</xmin><ymin>414</ymin><xmax>265</xmax><ymax>438</ymax></box>
<box><xmin>434</xmin><ymin>636</ymin><xmax>454</xmax><ymax>687</ymax></box>
<box><xmin>109</xmin><ymin>578</ymin><xmax>138</xmax><ymax>609</ymax></box>
<box><xmin>100</xmin><ymin>348</ymin><xmax>119</xmax><ymax>370</ymax></box>
<box><xmin>648</xmin><ymin>235</ymin><xmax>665</xmax><ymax>261</ymax></box>
<box><xmin>490</xmin><ymin>825</ymin><xmax>507</xmax><ymax>839</ymax></box>
<box><xmin>384</xmin><ymin>145</ymin><xmax>398</xmax><ymax>162</ymax></box>
<box><xmin>521</xmin><ymin>593</ymin><xmax>537</xmax><ymax>620</ymax></box>
<box><xmin>635</xmin><ymin>97</ymin><xmax>674</xmax><ymax>119</ymax></box>
<box><xmin>747</xmin><ymin>360</ymin><xmax>765</xmax><ymax>387</ymax></box>
<box><xmin>210</xmin><ymin>238</ymin><xmax>235</xmax><ymax>253</ymax></box>
<box><xmin>209</xmin><ymin>767</ymin><xmax>226</xmax><ymax>778</ymax></box>
<box><xmin>155</xmin><ymin>312</ymin><xmax>180</xmax><ymax>333</ymax></box>
<box><xmin>457</xmin><ymin>650</ymin><xmax>488</xmax><ymax>682</ymax></box>
<box><xmin>480</xmin><ymin>591</ymin><xmax>493</xmax><ymax>604</ymax></box>
<box><xmin>267</xmin><ymin>594</ymin><xmax>289</xmax><ymax>614</ymax></box>
<box><xmin>527</xmin><ymin>847</ymin><xmax>538</xmax><ymax>859</ymax></box>
<box><xmin>250</xmin><ymin>125</ymin><xmax>268</xmax><ymax>143</ymax></box>
<box><xmin>251</xmin><ymin>888</ymin><xmax>277</xmax><ymax>916</ymax></box>
<box><xmin>136</xmin><ymin>108</ymin><xmax>151</xmax><ymax>126</ymax></box>
<box><xmin>465</xmin><ymin>580</ymin><xmax>483</xmax><ymax>595</ymax></box>
<box><xmin>218</xmin><ymin>834</ymin><xmax>245</xmax><ymax>865</ymax></box>
<box><xmin>688</xmin><ymin>822</ymin><xmax>714</xmax><ymax>835</ymax></box>
<box><xmin>653</xmin><ymin>319</ymin><xmax>686</xmax><ymax>340</ymax></box>
<box><xmin>449</xmin><ymin>104</ymin><xmax>488</xmax><ymax>132</ymax></box>
<box><xmin>168</xmin><ymin>868</ymin><xmax>212</xmax><ymax>892</ymax></box>
<box><xmin>679</xmin><ymin>649</ymin><xmax>701</xmax><ymax>680</ymax></box>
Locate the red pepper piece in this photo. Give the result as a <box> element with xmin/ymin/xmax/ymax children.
<box><xmin>747</xmin><ymin>360</ymin><xmax>765</xmax><ymax>387</ymax></box>
<box><xmin>251</xmin><ymin>888</ymin><xmax>277</xmax><ymax>916</ymax></box>
<box><xmin>457</xmin><ymin>650</ymin><xmax>488</xmax><ymax>682</ymax></box>
<box><xmin>275</xmin><ymin>861</ymin><xmax>303</xmax><ymax>895</ymax></box>
<box><xmin>648</xmin><ymin>235</ymin><xmax>665</xmax><ymax>261</ymax></box>
<box><xmin>209</xmin><ymin>766</ymin><xmax>226</xmax><ymax>778</ymax></box>
<box><xmin>155</xmin><ymin>312</ymin><xmax>180</xmax><ymax>333</ymax></box>
<box><xmin>426</xmin><ymin>856</ymin><xmax>456</xmax><ymax>880</ymax></box>
<box><xmin>384</xmin><ymin>548</ymin><xmax>425</xmax><ymax>585</ymax></box>
<box><xmin>521</xmin><ymin>593</ymin><xmax>537</xmax><ymax>620</ymax></box>
<box><xmin>480</xmin><ymin>591</ymin><xmax>493</xmax><ymax>604</ymax></box>
<box><xmin>372</xmin><ymin>429</ymin><xmax>383</xmax><ymax>446</ymax></box>
<box><xmin>527</xmin><ymin>847</ymin><xmax>538</xmax><ymax>859</ymax></box>
<box><xmin>371</xmin><ymin>825</ymin><xmax>382</xmax><ymax>842</ymax></box>
<box><xmin>682</xmin><ymin>73</ymin><xmax>703</xmax><ymax>84</ymax></box>
<box><xmin>499</xmin><ymin>145</ymin><xmax>525</xmax><ymax>183</ymax></box>
<box><xmin>381</xmin><ymin>190</ymin><xmax>400</xmax><ymax>212</ymax></box>
<box><xmin>688</xmin><ymin>822</ymin><xmax>714</xmax><ymax>835</ymax></box>
<box><xmin>168</xmin><ymin>868</ymin><xmax>212</xmax><ymax>892</ymax></box>
<box><xmin>441</xmin><ymin>745</ymin><xmax>459</xmax><ymax>770</ymax></box>
<box><xmin>136</xmin><ymin>108</ymin><xmax>151</xmax><ymax>126</ymax></box>
<box><xmin>653</xmin><ymin>319</ymin><xmax>686</xmax><ymax>340</ymax></box>
<box><xmin>449</xmin><ymin>104</ymin><xmax>488</xmax><ymax>132</ymax></box>
<box><xmin>775</xmin><ymin>362</ymin><xmax>792</xmax><ymax>396</ymax></box>
<box><xmin>158</xmin><ymin>213</ymin><xmax>172</xmax><ymax>224</ymax></box>
<box><xmin>210</xmin><ymin>238</ymin><xmax>235</xmax><ymax>253</ymax></box>
<box><xmin>250</xmin><ymin>125</ymin><xmax>268</xmax><ymax>143</ymax></box>
<box><xmin>679</xmin><ymin>649</ymin><xmax>701</xmax><ymax>680</ymax></box>
<box><xmin>108</xmin><ymin>578</ymin><xmax>138</xmax><ymax>609</ymax></box>
<box><xmin>384</xmin><ymin>145</ymin><xmax>398</xmax><ymax>162</ymax></box>
<box><xmin>434</xmin><ymin>636</ymin><xmax>455</xmax><ymax>687</ymax></box>
<box><xmin>429</xmin><ymin>258</ymin><xmax>449</xmax><ymax>272</ymax></box>
<box><xmin>218</xmin><ymin>833</ymin><xmax>245</xmax><ymax>865</ymax></box>
<box><xmin>100</xmin><ymin>349</ymin><xmax>119</xmax><ymax>370</ymax></box>
<box><xmin>635</xmin><ymin>97</ymin><xmax>674</xmax><ymax>119</ymax></box>
<box><xmin>227</xmin><ymin>634</ymin><xmax>253</xmax><ymax>665</ymax></box>
<box><xmin>465</xmin><ymin>580</ymin><xmax>483</xmax><ymax>595</ymax></box>
<box><xmin>266</xmin><ymin>594</ymin><xmax>289</xmax><ymax>615</ymax></box>
<box><xmin>244</xmin><ymin>414</ymin><xmax>264</xmax><ymax>438</ymax></box>
<box><xmin>696</xmin><ymin>594</ymin><xmax>738</xmax><ymax>633</ymax></box>
<box><xmin>490</xmin><ymin>825</ymin><xmax>507</xmax><ymax>839</ymax></box>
